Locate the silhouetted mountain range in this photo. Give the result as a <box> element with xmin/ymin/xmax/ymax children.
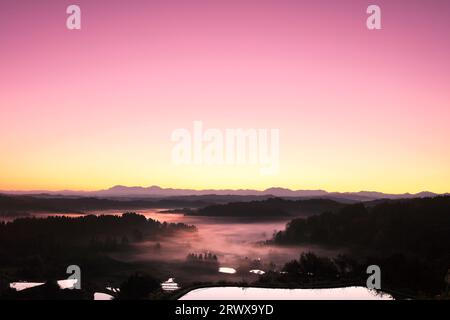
<box><xmin>1</xmin><ymin>185</ymin><xmax>446</xmax><ymax>202</ymax></box>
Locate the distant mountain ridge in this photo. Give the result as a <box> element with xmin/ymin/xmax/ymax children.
<box><xmin>0</xmin><ymin>185</ymin><xmax>446</xmax><ymax>201</ymax></box>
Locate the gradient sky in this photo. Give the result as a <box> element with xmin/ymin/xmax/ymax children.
<box><xmin>1</xmin><ymin>0</ymin><xmax>449</xmax><ymax>193</ymax></box>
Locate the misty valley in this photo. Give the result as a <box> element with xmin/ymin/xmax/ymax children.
<box><xmin>0</xmin><ymin>194</ymin><xmax>449</xmax><ymax>300</ymax></box>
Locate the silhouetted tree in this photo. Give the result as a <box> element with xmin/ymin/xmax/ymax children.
<box><xmin>118</xmin><ymin>273</ymin><xmax>160</xmax><ymax>300</ymax></box>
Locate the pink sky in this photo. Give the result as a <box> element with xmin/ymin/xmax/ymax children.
<box><xmin>0</xmin><ymin>0</ymin><xmax>449</xmax><ymax>193</ymax></box>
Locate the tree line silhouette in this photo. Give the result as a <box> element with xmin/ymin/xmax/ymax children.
<box><xmin>270</xmin><ymin>197</ymin><xmax>450</xmax><ymax>297</ymax></box>
<box><xmin>0</xmin><ymin>212</ymin><xmax>196</xmax><ymax>256</ymax></box>
<box><xmin>186</xmin><ymin>252</ymin><xmax>218</xmax><ymax>262</ymax></box>
<box><xmin>191</xmin><ymin>198</ymin><xmax>344</xmax><ymax>217</ymax></box>
<box><xmin>0</xmin><ymin>212</ymin><xmax>196</xmax><ymax>291</ymax></box>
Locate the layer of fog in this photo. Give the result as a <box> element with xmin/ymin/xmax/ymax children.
<box><xmin>106</xmin><ymin>210</ymin><xmax>343</xmax><ymax>271</ymax></box>
<box><xmin>9</xmin><ymin>209</ymin><xmax>345</xmax><ymax>281</ymax></box>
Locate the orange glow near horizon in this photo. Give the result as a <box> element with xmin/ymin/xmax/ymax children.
<box><xmin>1</xmin><ymin>1</ymin><xmax>450</xmax><ymax>194</ymax></box>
